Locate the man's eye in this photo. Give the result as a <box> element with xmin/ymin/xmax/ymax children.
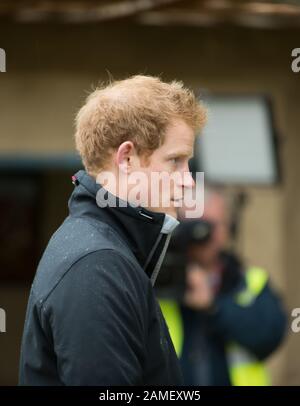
<box><xmin>170</xmin><ymin>157</ymin><xmax>179</xmax><ymax>164</ymax></box>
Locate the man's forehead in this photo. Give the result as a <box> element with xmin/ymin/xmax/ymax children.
<box><xmin>157</xmin><ymin>118</ymin><xmax>195</xmax><ymax>156</ymax></box>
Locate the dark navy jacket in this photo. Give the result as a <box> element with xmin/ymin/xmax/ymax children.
<box><xmin>19</xmin><ymin>170</ymin><xmax>183</xmax><ymax>386</ymax></box>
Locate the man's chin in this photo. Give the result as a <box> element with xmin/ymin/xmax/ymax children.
<box><xmin>163</xmin><ymin>206</ymin><xmax>178</xmax><ymax>220</ymax></box>
<box><xmin>147</xmin><ymin>205</ymin><xmax>178</xmax><ymax>219</ymax></box>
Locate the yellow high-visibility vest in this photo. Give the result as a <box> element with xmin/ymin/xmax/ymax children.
<box><xmin>159</xmin><ymin>266</ymin><xmax>270</xmax><ymax>386</ymax></box>
<box><xmin>227</xmin><ymin>267</ymin><xmax>270</xmax><ymax>386</ymax></box>
<box><xmin>158</xmin><ymin>299</ymin><xmax>184</xmax><ymax>358</ymax></box>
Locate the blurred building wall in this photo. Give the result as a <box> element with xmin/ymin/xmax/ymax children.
<box><xmin>0</xmin><ymin>22</ymin><xmax>299</xmax><ymax>385</ymax></box>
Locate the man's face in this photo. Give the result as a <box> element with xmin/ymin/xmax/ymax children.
<box><xmin>98</xmin><ymin>118</ymin><xmax>196</xmax><ymax>219</ymax></box>
<box><xmin>135</xmin><ymin>118</ymin><xmax>195</xmax><ymax>219</ymax></box>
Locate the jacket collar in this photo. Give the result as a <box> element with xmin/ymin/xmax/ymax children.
<box><xmin>68</xmin><ymin>170</ymin><xmax>179</xmax><ymax>284</ymax></box>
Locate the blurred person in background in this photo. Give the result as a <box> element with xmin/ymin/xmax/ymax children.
<box><xmin>158</xmin><ymin>188</ymin><xmax>287</xmax><ymax>386</ymax></box>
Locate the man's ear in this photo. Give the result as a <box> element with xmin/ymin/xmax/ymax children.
<box><xmin>116</xmin><ymin>141</ymin><xmax>136</xmax><ymax>174</ymax></box>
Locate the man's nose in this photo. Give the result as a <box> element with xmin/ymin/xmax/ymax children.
<box><xmin>182</xmin><ymin>170</ymin><xmax>195</xmax><ymax>189</ymax></box>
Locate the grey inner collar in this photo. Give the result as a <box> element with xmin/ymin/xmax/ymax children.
<box><xmin>161</xmin><ymin>213</ymin><xmax>180</xmax><ymax>234</ymax></box>
<box><xmin>150</xmin><ymin>214</ymin><xmax>180</xmax><ymax>286</ymax></box>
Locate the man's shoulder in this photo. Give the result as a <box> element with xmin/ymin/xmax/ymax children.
<box><xmin>31</xmin><ymin>215</ymin><xmax>146</xmax><ymax>306</ymax></box>
<box><xmin>48</xmin><ymin>249</ymin><xmax>149</xmax><ymax>308</ymax></box>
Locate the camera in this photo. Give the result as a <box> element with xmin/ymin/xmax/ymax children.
<box><xmin>155</xmin><ymin>219</ymin><xmax>214</xmax><ymax>300</ymax></box>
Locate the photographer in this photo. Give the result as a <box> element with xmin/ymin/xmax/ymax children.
<box><xmin>157</xmin><ymin>189</ymin><xmax>287</xmax><ymax>386</ymax></box>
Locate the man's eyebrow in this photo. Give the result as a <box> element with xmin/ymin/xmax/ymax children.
<box><xmin>166</xmin><ymin>151</ymin><xmax>194</xmax><ymax>159</ymax></box>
